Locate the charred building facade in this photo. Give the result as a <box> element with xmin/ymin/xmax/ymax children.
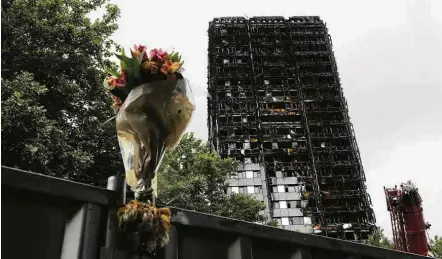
<box><xmin>207</xmin><ymin>16</ymin><xmax>376</xmax><ymax>241</ymax></box>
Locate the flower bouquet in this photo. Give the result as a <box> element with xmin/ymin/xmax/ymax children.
<box><xmin>104</xmin><ymin>45</ymin><xmax>195</xmax><ymax>254</ymax></box>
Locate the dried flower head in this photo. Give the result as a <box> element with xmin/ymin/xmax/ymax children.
<box><xmin>117</xmin><ymin>200</ymin><xmax>171</xmax><ymax>254</ymax></box>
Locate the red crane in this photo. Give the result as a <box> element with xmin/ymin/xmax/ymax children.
<box><xmin>384</xmin><ymin>181</ymin><xmax>430</xmax><ymax>256</ymax></box>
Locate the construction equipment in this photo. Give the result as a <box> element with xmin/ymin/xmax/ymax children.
<box><xmin>384</xmin><ymin>181</ymin><xmax>431</xmax><ymax>256</ymax></box>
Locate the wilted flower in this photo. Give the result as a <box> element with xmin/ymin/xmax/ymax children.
<box><xmin>117</xmin><ymin>200</ymin><xmax>172</xmax><ymax>254</ymax></box>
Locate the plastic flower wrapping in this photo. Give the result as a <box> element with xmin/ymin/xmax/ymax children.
<box><xmin>104</xmin><ymin>45</ymin><xmax>195</xmax><ymax>254</ymax></box>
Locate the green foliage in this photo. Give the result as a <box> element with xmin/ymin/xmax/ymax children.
<box><xmin>366</xmin><ymin>227</ymin><xmax>394</xmax><ymax>249</ymax></box>
<box><xmin>366</xmin><ymin>227</ymin><xmax>442</xmax><ymax>258</ymax></box>
<box><xmin>217</xmin><ymin>193</ymin><xmax>267</xmax><ymax>222</ymax></box>
<box><xmin>157</xmin><ymin>133</ymin><xmax>267</xmax><ymax>223</ymax></box>
<box><xmin>265</xmin><ymin>219</ymin><xmax>280</xmax><ymax>227</ymax></box>
<box><xmin>430</xmin><ymin>235</ymin><xmax>442</xmax><ymax>258</ymax></box>
<box><xmin>1</xmin><ymin>0</ymin><xmax>123</xmax><ymax>186</ymax></box>
<box><xmin>167</xmin><ymin>52</ymin><xmax>183</xmax><ymax>63</ymax></box>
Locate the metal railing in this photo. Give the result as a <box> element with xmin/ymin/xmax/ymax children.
<box><xmin>1</xmin><ymin>166</ymin><xmax>427</xmax><ymax>259</ymax></box>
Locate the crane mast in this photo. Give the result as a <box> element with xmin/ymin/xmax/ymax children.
<box><xmin>384</xmin><ymin>181</ymin><xmax>430</xmax><ymax>256</ymax></box>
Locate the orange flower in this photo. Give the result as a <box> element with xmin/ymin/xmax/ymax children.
<box><xmin>161</xmin><ymin>60</ymin><xmax>173</xmax><ymax>74</ymax></box>
<box><xmin>170</xmin><ymin>62</ymin><xmax>181</xmax><ymax>73</ymax></box>
<box><xmin>161</xmin><ymin>59</ymin><xmax>182</xmax><ymax>75</ymax></box>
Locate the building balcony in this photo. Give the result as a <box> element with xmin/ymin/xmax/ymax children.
<box><xmin>227</xmin><ymin>177</ymin><xmax>263</xmax><ymax>186</ymax></box>
<box><xmin>273</xmin><ymin>208</ymin><xmax>303</xmax><ymax>217</ymax></box>
<box><xmin>308</xmin><ymin>120</ymin><xmax>347</xmax><ymax>126</ymax></box>
<box><xmin>264</xmin><ymin>161</ymin><xmax>310</xmax><ymax>171</ymax></box>
<box><xmin>312</xmin><ymin>148</ymin><xmax>351</xmax><ymax>154</ymax></box>
<box><xmin>263</xmin><ymin>148</ymin><xmax>305</xmax><ymax>156</ymax></box>
<box><xmin>270</xmin><ymin>192</ymin><xmax>301</xmax><ymax>201</ymax></box>
<box><xmin>268</xmin><ymin>177</ymin><xmax>299</xmax><ymax>185</ymax></box>
<box><xmin>220</xmin><ymin>148</ymin><xmax>260</xmax><ymax>157</ymax></box>
<box><xmin>305</xmin><ymin>108</ymin><xmax>344</xmax><ymax>114</ymax></box>
<box><xmin>260</xmin><ymin>122</ymin><xmax>304</xmax><ymax>128</ymax></box>
<box><xmin>314</xmin><ymin>161</ymin><xmax>360</xmax><ymax>167</ymax></box>
<box><xmin>258</xmin><ymin>96</ymin><xmax>294</xmax><ymax>103</ymax></box>
<box><xmin>309</xmin><ymin>133</ymin><xmax>350</xmax><ymax>139</ymax></box>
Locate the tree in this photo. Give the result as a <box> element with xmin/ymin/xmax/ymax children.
<box><xmin>430</xmin><ymin>235</ymin><xmax>442</xmax><ymax>258</ymax></box>
<box><xmin>265</xmin><ymin>219</ymin><xmax>280</xmax><ymax>227</ymax></box>
<box><xmin>1</xmin><ymin>0</ymin><xmax>123</xmax><ymax>186</ymax></box>
<box><xmin>156</xmin><ymin>133</ymin><xmax>268</xmax><ymax>223</ymax></box>
<box><xmin>366</xmin><ymin>227</ymin><xmax>394</xmax><ymax>249</ymax></box>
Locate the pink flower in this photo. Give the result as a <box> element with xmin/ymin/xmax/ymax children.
<box><xmin>149</xmin><ymin>48</ymin><xmax>168</xmax><ymax>62</ymax></box>
<box><xmin>133</xmin><ymin>45</ymin><xmax>148</xmax><ymax>60</ymax></box>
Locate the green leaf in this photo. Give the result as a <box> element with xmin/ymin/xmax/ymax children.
<box><xmin>171</xmin><ymin>52</ymin><xmax>180</xmax><ymax>62</ymax></box>
<box><xmin>137</xmin><ymin>50</ymin><xmax>146</xmax><ymax>64</ymax></box>
<box><xmin>119</xmin><ymin>49</ymin><xmax>127</xmax><ymax>71</ymax></box>
<box><xmin>116</xmin><ymin>54</ymin><xmax>132</xmax><ymax>68</ymax></box>
<box><xmin>116</xmin><ymin>55</ymin><xmax>140</xmax><ymax>77</ymax></box>
<box><xmin>13</xmin><ymin>91</ymin><xmax>22</xmax><ymax>98</ymax></box>
<box><xmin>132</xmin><ymin>62</ymin><xmax>140</xmax><ymax>78</ymax></box>
<box><xmin>103</xmin><ymin>64</ymin><xmax>120</xmax><ymax>77</ymax></box>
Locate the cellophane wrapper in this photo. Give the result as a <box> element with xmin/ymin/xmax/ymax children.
<box><xmin>116</xmin><ymin>77</ymin><xmax>194</xmax><ymax>198</ymax></box>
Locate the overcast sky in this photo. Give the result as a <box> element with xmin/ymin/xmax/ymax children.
<box><xmin>106</xmin><ymin>0</ymin><xmax>442</xmax><ymax>238</ymax></box>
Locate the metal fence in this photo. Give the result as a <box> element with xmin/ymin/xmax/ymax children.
<box><xmin>1</xmin><ymin>166</ymin><xmax>426</xmax><ymax>259</ymax></box>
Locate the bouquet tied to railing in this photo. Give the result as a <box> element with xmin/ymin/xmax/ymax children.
<box><xmin>104</xmin><ymin>45</ymin><xmax>195</xmax><ymax>254</ymax></box>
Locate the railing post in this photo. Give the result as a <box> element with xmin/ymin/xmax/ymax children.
<box><xmin>291</xmin><ymin>248</ymin><xmax>312</xmax><ymax>259</ymax></box>
<box><xmin>228</xmin><ymin>237</ymin><xmax>253</xmax><ymax>259</ymax></box>
<box><xmin>105</xmin><ymin>175</ymin><xmax>126</xmax><ymax>248</ymax></box>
